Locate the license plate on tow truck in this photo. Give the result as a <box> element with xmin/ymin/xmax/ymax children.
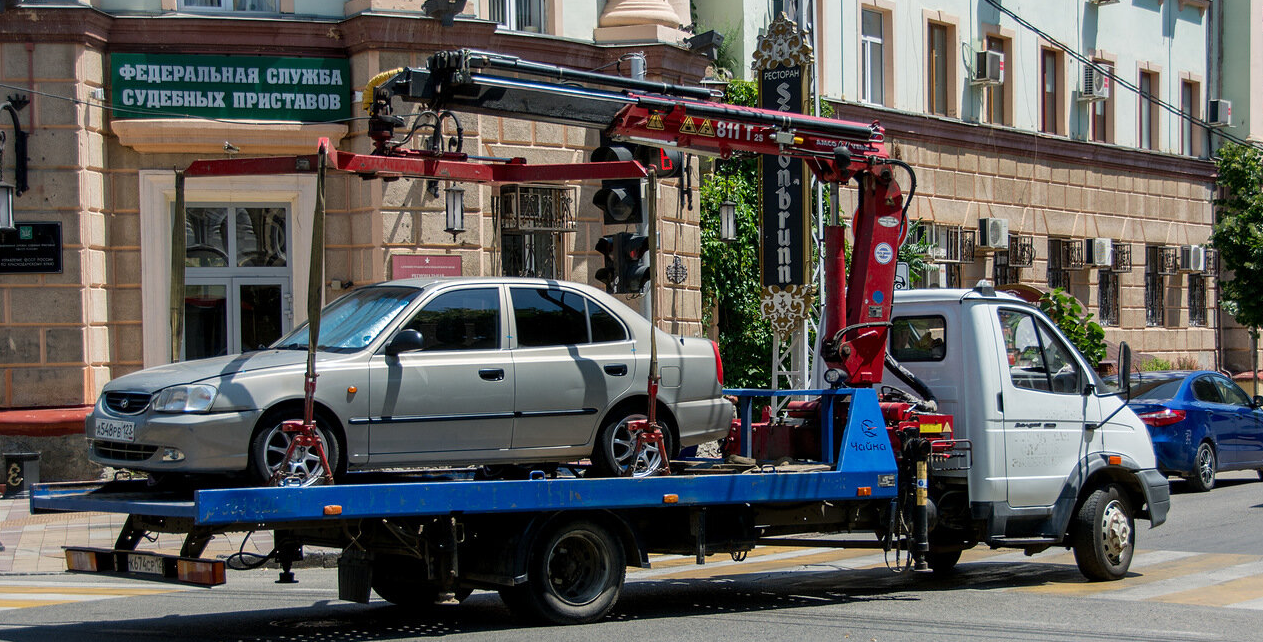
<box><xmin>127</xmin><ymin>553</ymin><xmax>164</xmax><ymax>576</ymax></box>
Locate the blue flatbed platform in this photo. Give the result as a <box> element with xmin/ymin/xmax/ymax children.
<box><xmin>32</xmin><ymin>388</ymin><xmax>897</xmax><ymax>529</ymax></box>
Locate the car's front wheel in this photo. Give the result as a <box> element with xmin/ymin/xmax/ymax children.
<box><xmin>589</xmin><ymin>405</ymin><xmax>674</xmax><ymax>478</ymax></box>
<box><xmin>249</xmin><ymin>412</ymin><xmax>340</xmax><ymax>486</ymax></box>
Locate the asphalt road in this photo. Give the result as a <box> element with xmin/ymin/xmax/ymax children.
<box><xmin>0</xmin><ymin>471</ymin><xmax>1260</xmax><ymax>642</ymax></box>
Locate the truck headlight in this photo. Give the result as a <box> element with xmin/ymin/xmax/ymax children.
<box><xmin>153</xmin><ymin>384</ymin><xmax>218</xmax><ymax>413</ymax></box>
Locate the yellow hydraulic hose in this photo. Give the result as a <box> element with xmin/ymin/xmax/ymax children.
<box><xmin>361</xmin><ymin>68</ymin><xmax>405</xmax><ymax>112</ymax></box>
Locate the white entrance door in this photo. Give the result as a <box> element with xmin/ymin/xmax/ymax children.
<box><xmin>182</xmin><ymin>203</ymin><xmax>292</xmax><ymax>359</ymax></box>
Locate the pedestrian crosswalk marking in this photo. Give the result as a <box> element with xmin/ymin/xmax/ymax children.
<box><xmin>0</xmin><ymin>581</ymin><xmax>177</xmax><ymax>611</ymax></box>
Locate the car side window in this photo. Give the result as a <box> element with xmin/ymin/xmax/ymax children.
<box><xmin>889</xmin><ymin>316</ymin><xmax>946</xmax><ymax>362</ymax></box>
<box><xmin>511</xmin><ymin>287</ymin><xmax>589</xmax><ymax>347</ymax></box>
<box><xmin>997</xmin><ymin>309</ymin><xmax>1081</xmax><ymax>394</ymax></box>
<box><xmin>588</xmin><ymin>299</ymin><xmax>628</xmax><ymax>343</ymax></box>
<box><xmin>1191</xmin><ymin>376</ymin><xmax>1222</xmax><ymax>403</ymax></box>
<box><xmin>402</xmin><ymin>288</ymin><xmax>500</xmax><ymax>351</ymax></box>
<box><xmin>1213</xmin><ymin>376</ymin><xmax>1252</xmax><ymax>408</ymax></box>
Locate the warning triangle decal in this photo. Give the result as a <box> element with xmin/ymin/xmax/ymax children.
<box><xmin>698</xmin><ymin>119</ymin><xmax>715</xmax><ymax>137</ymax></box>
<box><xmin>679</xmin><ymin>116</ymin><xmax>697</xmax><ymax>134</ymax></box>
<box><xmin>647</xmin><ymin>113</ymin><xmax>665</xmax><ymax>130</ymax></box>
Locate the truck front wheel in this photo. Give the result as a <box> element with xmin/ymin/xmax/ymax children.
<box><xmin>500</xmin><ymin>519</ymin><xmax>626</xmax><ymax>624</ymax></box>
<box><xmin>1071</xmin><ymin>485</ymin><xmax>1134</xmax><ymax>581</ymax></box>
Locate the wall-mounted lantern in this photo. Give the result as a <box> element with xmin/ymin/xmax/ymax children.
<box><xmin>719</xmin><ymin>200</ymin><xmax>737</xmax><ymax>242</ymax></box>
<box><xmin>445</xmin><ymin>184</ymin><xmax>465</xmax><ymax>239</ymax></box>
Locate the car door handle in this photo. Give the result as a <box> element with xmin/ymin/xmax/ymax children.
<box><xmin>479</xmin><ymin>368</ymin><xmax>505</xmax><ymax>381</ymax></box>
<box><xmin>604</xmin><ymin>364</ymin><xmax>628</xmax><ymax>376</ymax></box>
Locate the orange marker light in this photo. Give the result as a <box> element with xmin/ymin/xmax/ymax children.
<box><xmin>324</xmin><ymin>505</ymin><xmax>343</xmax><ymax>516</ymax></box>
<box><xmin>662</xmin><ymin>494</ymin><xmax>679</xmax><ymax>504</ymax></box>
<box><xmin>1108</xmin><ymin>455</ymin><xmax>1122</xmax><ymax>466</ymax></box>
<box><xmin>347</xmin><ymin>386</ymin><xmax>357</xmax><ymax>394</ymax></box>
<box><xmin>856</xmin><ymin>487</ymin><xmax>872</xmax><ymax>497</ymax></box>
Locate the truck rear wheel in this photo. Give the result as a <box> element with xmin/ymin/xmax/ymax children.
<box><xmin>500</xmin><ymin>519</ymin><xmax>625</xmax><ymax>624</ymax></box>
<box><xmin>925</xmin><ymin>550</ymin><xmax>962</xmax><ymax>575</ymax></box>
<box><xmin>1071</xmin><ymin>485</ymin><xmax>1134</xmax><ymax>581</ymax></box>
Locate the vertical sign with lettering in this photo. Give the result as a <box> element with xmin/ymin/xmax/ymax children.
<box><xmin>753</xmin><ymin>14</ymin><xmax>815</xmax><ymax>341</ymax></box>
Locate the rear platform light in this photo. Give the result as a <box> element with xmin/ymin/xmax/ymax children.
<box><xmin>64</xmin><ymin>547</ymin><xmax>225</xmax><ymax>586</ymax></box>
<box><xmin>1137</xmin><ymin>408</ymin><xmax>1186</xmax><ymax>427</ymax></box>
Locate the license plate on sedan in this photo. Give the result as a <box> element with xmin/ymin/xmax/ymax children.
<box><xmin>95</xmin><ymin>418</ymin><xmax>135</xmax><ymax>443</ymax></box>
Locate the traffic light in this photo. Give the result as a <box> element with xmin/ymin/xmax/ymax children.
<box><xmin>592</xmin><ymin>142</ymin><xmax>642</xmax><ymax>224</ymax></box>
<box><xmin>618</xmin><ymin>233</ymin><xmax>651</xmax><ymax>294</ymax></box>
<box><xmin>594</xmin><ymin>234</ymin><xmax>618</xmax><ymax>293</ymax></box>
<box><xmin>633</xmin><ymin>146</ymin><xmax>682</xmax><ymax>179</ymax></box>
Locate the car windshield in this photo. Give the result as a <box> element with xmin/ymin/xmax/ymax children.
<box><xmin>1119</xmin><ymin>374</ymin><xmax>1186</xmax><ymax>401</ymax></box>
<box><xmin>273</xmin><ymin>286</ymin><xmax>420</xmax><ymax>353</ymax></box>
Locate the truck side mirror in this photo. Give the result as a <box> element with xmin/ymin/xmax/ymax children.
<box><xmin>385</xmin><ymin>329</ymin><xmax>425</xmax><ymax>356</ymax></box>
<box><xmin>1118</xmin><ymin>342</ymin><xmax>1132</xmax><ymax>401</ymax></box>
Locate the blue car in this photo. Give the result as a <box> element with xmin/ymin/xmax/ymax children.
<box><xmin>1107</xmin><ymin>371</ymin><xmax>1263</xmax><ymax>491</ymax></box>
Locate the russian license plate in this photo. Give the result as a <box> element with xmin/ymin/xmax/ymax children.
<box><xmin>94</xmin><ymin>418</ymin><xmax>135</xmax><ymax>443</ymax></box>
<box><xmin>127</xmin><ymin>553</ymin><xmax>164</xmax><ymax>576</ymax></box>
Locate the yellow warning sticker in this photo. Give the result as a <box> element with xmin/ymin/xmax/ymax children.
<box><xmin>679</xmin><ymin>116</ymin><xmax>697</xmax><ymax>134</ymax></box>
<box><xmin>697</xmin><ymin>119</ymin><xmax>715</xmax><ymax>137</ymax></box>
<box><xmin>647</xmin><ymin>113</ymin><xmax>665</xmax><ymax>130</ymax></box>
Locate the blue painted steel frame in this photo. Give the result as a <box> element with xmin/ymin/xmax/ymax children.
<box><xmin>32</xmin><ymin>389</ymin><xmax>896</xmax><ymax>528</ymax></box>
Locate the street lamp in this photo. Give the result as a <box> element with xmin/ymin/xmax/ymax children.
<box><xmin>444</xmin><ymin>184</ymin><xmax>465</xmax><ymax>239</ymax></box>
<box><xmin>0</xmin><ymin>95</ymin><xmax>30</xmax><ymax>232</ymax></box>
<box><xmin>719</xmin><ymin>200</ymin><xmax>737</xmax><ymax>242</ymax></box>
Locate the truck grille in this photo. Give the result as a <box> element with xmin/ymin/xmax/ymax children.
<box><xmin>104</xmin><ymin>392</ymin><xmax>151</xmax><ymax>415</ymax></box>
<box><xmin>93</xmin><ymin>441</ymin><xmax>158</xmax><ymax>462</ymax></box>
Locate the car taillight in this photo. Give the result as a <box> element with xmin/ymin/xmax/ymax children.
<box><xmin>711</xmin><ymin>340</ymin><xmax>724</xmax><ymax>386</ymax></box>
<box><xmin>1137</xmin><ymin>408</ymin><xmax>1186</xmax><ymax>427</ymax></box>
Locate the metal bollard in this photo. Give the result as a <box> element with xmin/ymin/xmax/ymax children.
<box><xmin>3</xmin><ymin>452</ymin><xmax>40</xmax><ymax>499</ymax></box>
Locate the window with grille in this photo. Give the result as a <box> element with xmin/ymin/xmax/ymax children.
<box><xmin>502</xmin><ymin>232</ymin><xmax>559</xmax><ymax>279</ymax></box>
<box><xmin>1098</xmin><ymin>270</ymin><xmax>1119</xmax><ymax>326</ymax></box>
<box><xmin>1145</xmin><ymin>245</ymin><xmax>1165</xmax><ymax>326</ymax></box>
<box><xmin>1048</xmin><ymin>238</ymin><xmax>1070</xmax><ymax>291</ymax></box>
<box><xmin>993</xmin><ymin>252</ymin><xmax>1020</xmax><ymax>286</ymax></box>
<box><xmin>1189</xmin><ymin>274</ymin><xmax>1207</xmax><ymax>327</ymax></box>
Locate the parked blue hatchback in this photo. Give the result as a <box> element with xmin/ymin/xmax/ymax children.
<box><xmin>1105</xmin><ymin>370</ymin><xmax>1263</xmax><ymax>491</ymax></box>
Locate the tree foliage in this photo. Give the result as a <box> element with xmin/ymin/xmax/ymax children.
<box><xmin>1038</xmin><ymin>288</ymin><xmax>1107</xmax><ymax>367</ymax></box>
<box><xmin>700</xmin><ymin>79</ymin><xmax>772</xmax><ymax>389</ymax></box>
<box><xmin>1210</xmin><ymin>141</ymin><xmax>1263</xmax><ymax>334</ymax></box>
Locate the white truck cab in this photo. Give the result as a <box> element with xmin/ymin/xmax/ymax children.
<box><xmin>887</xmin><ymin>287</ymin><xmax>1169</xmax><ymax>578</ymax></box>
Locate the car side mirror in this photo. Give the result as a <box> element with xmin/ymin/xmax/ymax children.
<box><xmin>1254</xmin><ymin>395</ymin><xmax>1263</xmax><ymax>409</ymax></box>
<box><xmin>1118</xmin><ymin>342</ymin><xmax>1132</xmax><ymax>402</ymax></box>
<box><xmin>385</xmin><ymin>329</ymin><xmax>425</xmax><ymax>356</ymax></box>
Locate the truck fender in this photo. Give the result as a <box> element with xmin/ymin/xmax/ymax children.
<box><xmin>1053</xmin><ymin>453</ymin><xmax>1170</xmax><ymax>539</ymax></box>
<box><xmin>502</xmin><ymin>510</ymin><xmax>648</xmax><ymax>586</ymax></box>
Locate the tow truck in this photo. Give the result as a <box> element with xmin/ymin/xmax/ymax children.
<box><xmin>33</xmin><ymin>49</ymin><xmax>1169</xmax><ymax>625</ymax></box>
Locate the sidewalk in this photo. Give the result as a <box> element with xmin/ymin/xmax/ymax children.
<box><xmin>0</xmin><ymin>494</ymin><xmax>278</xmax><ymax>575</ymax></box>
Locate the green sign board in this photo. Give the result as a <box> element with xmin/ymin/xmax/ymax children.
<box><xmin>110</xmin><ymin>53</ymin><xmax>352</xmax><ymax>122</ymax></box>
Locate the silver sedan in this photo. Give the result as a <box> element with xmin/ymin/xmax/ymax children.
<box><xmin>87</xmin><ymin>277</ymin><xmax>731</xmax><ymax>483</ymax></box>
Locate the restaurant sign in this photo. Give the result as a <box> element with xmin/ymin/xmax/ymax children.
<box><xmin>110</xmin><ymin>53</ymin><xmax>352</xmax><ymax>122</ymax></box>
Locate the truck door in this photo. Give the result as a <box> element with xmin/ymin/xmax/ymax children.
<box><xmin>996</xmin><ymin>309</ymin><xmax>1095</xmax><ymax>508</ymax></box>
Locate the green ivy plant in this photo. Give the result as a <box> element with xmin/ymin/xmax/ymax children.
<box><xmin>1038</xmin><ymin>288</ymin><xmax>1107</xmax><ymax>367</ymax></box>
<box><xmin>1211</xmin><ymin>141</ymin><xmax>1263</xmax><ymax>339</ymax></box>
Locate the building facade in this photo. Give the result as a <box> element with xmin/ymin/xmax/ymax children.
<box><xmin>701</xmin><ymin>0</ymin><xmax>1225</xmax><ymax>371</ymax></box>
<box><xmin>0</xmin><ymin>0</ymin><xmax>709</xmax><ymax>478</ymax></box>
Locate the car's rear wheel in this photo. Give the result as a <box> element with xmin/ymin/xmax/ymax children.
<box><xmin>1187</xmin><ymin>441</ymin><xmax>1216</xmax><ymax>492</ymax></box>
<box><xmin>249</xmin><ymin>412</ymin><xmax>340</xmax><ymax>487</ymax></box>
<box><xmin>589</xmin><ymin>406</ymin><xmax>674</xmax><ymax>478</ymax></box>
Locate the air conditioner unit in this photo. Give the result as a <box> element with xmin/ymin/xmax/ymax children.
<box><xmin>972</xmin><ymin>49</ymin><xmax>1004</xmax><ymax>86</ymax></box>
<box><xmin>1080</xmin><ymin>65</ymin><xmax>1110</xmax><ymax>101</ymax></box>
<box><xmin>978</xmin><ymin>217</ymin><xmax>1009</xmax><ymax>249</ymax></box>
<box><xmin>1085</xmin><ymin>238</ymin><xmax>1113</xmax><ymax>267</ymax></box>
<box><xmin>1179</xmin><ymin>244</ymin><xmax>1207</xmax><ymax>273</ymax></box>
<box><xmin>923</xmin><ymin>264</ymin><xmax>948</xmax><ymax>289</ymax></box>
<box><xmin>1209</xmin><ymin>99</ymin><xmax>1232</xmax><ymax>127</ymax></box>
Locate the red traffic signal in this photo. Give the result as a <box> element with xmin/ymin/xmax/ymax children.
<box><xmin>634</xmin><ymin>146</ymin><xmax>682</xmax><ymax>180</ymax></box>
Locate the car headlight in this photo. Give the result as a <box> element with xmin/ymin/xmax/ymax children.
<box><xmin>153</xmin><ymin>384</ymin><xmax>218</xmax><ymax>413</ymax></box>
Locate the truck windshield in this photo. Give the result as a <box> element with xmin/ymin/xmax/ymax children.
<box><xmin>273</xmin><ymin>286</ymin><xmax>421</xmax><ymax>353</ymax></box>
